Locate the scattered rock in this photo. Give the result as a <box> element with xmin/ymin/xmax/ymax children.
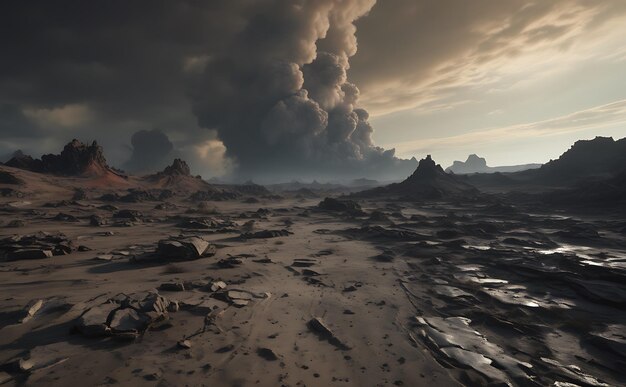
<box><xmin>159</xmin><ymin>282</ymin><xmax>186</xmax><ymax>292</ymax></box>
<box><xmin>113</xmin><ymin>209</ymin><xmax>142</xmax><ymax>221</ymax></box>
<box><xmin>89</xmin><ymin>214</ymin><xmax>107</xmax><ymax>227</ymax></box>
<box><xmin>292</xmin><ymin>258</ymin><xmax>317</xmax><ymax>267</ymax></box>
<box><xmin>20</xmin><ymin>299</ymin><xmax>44</xmax><ymax>323</ymax></box>
<box><xmin>217</xmin><ymin>257</ymin><xmax>242</xmax><ymax>268</ymax></box>
<box><xmin>215</xmin><ymin>345</ymin><xmax>234</xmax><ymax>353</ymax></box>
<box><xmin>155</xmin><ymin>202</ymin><xmax>177</xmax><ymax>210</ymax></box>
<box><xmin>210</xmin><ymin>281</ymin><xmax>227</xmax><ymax>292</ymax></box>
<box><xmin>257</xmin><ymin>347</ymin><xmax>278</xmax><ymax>361</ymax></box>
<box><xmin>155</xmin><ymin>236</ymin><xmax>217</xmax><ymax>260</ymax></box>
<box><xmin>241</xmin><ymin>229</ymin><xmax>292</xmax><ymax>239</ymax></box>
<box><xmin>0</xmin><ymin>232</ymin><xmax>74</xmax><ymax>261</ymax></box>
<box><xmin>5</xmin><ymin>219</ymin><xmax>25</xmax><ymax>228</ymax></box>
<box><xmin>307</xmin><ymin>317</ymin><xmax>351</xmax><ymax>350</ymax></box>
<box><xmin>343</xmin><ymin>282</ymin><xmax>363</xmax><ymax>292</ymax></box>
<box><xmin>74</xmin><ymin>292</ymin><xmax>177</xmax><ymax>339</ymax></box>
<box><xmin>7</xmin><ymin>249</ymin><xmax>53</xmax><ymax>260</ymax></box>
<box><xmin>53</xmin><ymin>212</ymin><xmax>79</xmax><ymax>222</ymax></box>
<box><xmin>109</xmin><ymin>308</ymin><xmax>149</xmax><ymax>338</ymax></box>
<box><xmin>318</xmin><ymin>197</ymin><xmax>363</xmax><ymax>215</ymax></box>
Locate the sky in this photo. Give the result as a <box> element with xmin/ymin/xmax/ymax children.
<box><xmin>1</xmin><ymin>0</ymin><xmax>625</xmax><ymax>181</ymax></box>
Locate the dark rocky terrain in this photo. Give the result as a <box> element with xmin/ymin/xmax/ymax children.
<box><xmin>0</xmin><ymin>138</ymin><xmax>625</xmax><ymax>386</ymax></box>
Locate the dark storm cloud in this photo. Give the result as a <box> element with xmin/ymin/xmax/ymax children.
<box><xmin>1</xmin><ymin>0</ymin><xmax>624</xmax><ymax>179</ymax></box>
<box><xmin>123</xmin><ymin>129</ymin><xmax>174</xmax><ymax>174</ymax></box>
<box><xmin>0</xmin><ymin>0</ymin><xmax>240</xmax><ymax>172</ymax></box>
<box><xmin>0</xmin><ymin>0</ymin><xmax>418</xmax><ymax>180</ymax></box>
<box><xmin>190</xmin><ymin>0</ymin><xmax>417</xmax><ymax>180</ymax></box>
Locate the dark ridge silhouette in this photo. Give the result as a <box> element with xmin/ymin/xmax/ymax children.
<box><xmin>4</xmin><ymin>150</ymin><xmax>39</xmax><ymax>171</ymax></box>
<box><xmin>523</xmin><ymin>136</ymin><xmax>626</xmax><ymax>182</ymax></box>
<box><xmin>355</xmin><ymin>155</ymin><xmax>478</xmax><ymax>199</ymax></box>
<box><xmin>4</xmin><ymin>139</ymin><xmax>122</xmax><ymax>177</ymax></box>
<box><xmin>446</xmin><ymin>154</ymin><xmax>540</xmax><ymax>174</ymax></box>
<box><xmin>465</xmin><ymin>136</ymin><xmax>626</xmax><ymax>191</ymax></box>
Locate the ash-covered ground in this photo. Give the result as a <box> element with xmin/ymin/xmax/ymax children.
<box><xmin>0</xmin><ymin>139</ymin><xmax>625</xmax><ymax>386</ymax></box>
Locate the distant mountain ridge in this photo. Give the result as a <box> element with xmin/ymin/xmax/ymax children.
<box><xmin>465</xmin><ymin>136</ymin><xmax>626</xmax><ymax>192</ymax></box>
<box><xmin>446</xmin><ymin>154</ymin><xmax>541</xmax><ymax>174</ymax></box>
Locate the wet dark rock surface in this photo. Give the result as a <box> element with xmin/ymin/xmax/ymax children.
<box><xmin>377</xmin><ymin>200</ymin><xmax>626</xmax><ymax>386</ymax></box>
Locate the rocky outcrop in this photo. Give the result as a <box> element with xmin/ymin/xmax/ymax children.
<box><xmin>527</xmin><ymin>136</ymin><xmax>626</xmax><ymax>182</ymax></box>
<box><xmin>357</xmin><ymin>155</ymin><xmax>478</xmax><ymax>200</ymax></box>
<box><xmin>4</xmin><ymin>139</ymin><xmax>120</xmax><ymax>177</ymax></box>
<box><xmin>151</xmin><ymin>158</ymin><xmax>191</xmax><ymax>178</ymax></box>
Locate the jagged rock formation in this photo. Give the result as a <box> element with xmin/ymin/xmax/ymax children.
<box><xmin>4</xmin><ymin>139</ymin><xmax>120</xmax><ymax>177</ymax></box>
<box><xmin>446</xmin><ymin>154</ymin><xmax>541</xmax><ymax>174</ymax></box>
<box><xmin>146</xmin><ymin>158</ymin><xmax>213</xmax><ymax>192</ymax></box>
<box><xmin>152</xmin><ymin>158</ymin><xmax>191</xmax><ymax>177</ymax></box>
<box><xmin>356</xmin><ymin>155</ymin><xmax>478</xmax><ymax>199</ymax></box>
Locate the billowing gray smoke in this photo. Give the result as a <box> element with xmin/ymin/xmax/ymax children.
<box><xmin>0</xmin><ymin>0</ymin><xmax>416</xmax><ymax>181</ymax></box>
<box><xmin>190</xmin><ymin>0</ymin><xmax>415</xmax><ymax>180</ymax></box>
<box><xmin>123</xmin><ymin>129</ymin><xmax>174</xmax><ymax>174</ymax></box>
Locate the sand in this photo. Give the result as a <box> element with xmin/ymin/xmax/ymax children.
<box><xmin>0</xmin><ymin>165</ymin><xmax>625</xmax><ymax>386</ymax></box>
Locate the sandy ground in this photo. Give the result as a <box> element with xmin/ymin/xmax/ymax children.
<box><xmin>1</xmin><ymin>168</ymin><xmax>625</xmax><ymax>386</ymax></box>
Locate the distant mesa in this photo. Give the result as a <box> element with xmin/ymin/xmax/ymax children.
<box><xmin>446</xmin><ymin>154</ymin><xmax>541</xmax><ymax>174</ymax></box>
<box><xmin>356</xmin><ymin>155</ymin><xmax>478</xmax><ymax>200</ymax></box>
<box><xmin>4</xmin><ymin>139</ymin><xmax>124</xmax><ymax>178</ymax></box>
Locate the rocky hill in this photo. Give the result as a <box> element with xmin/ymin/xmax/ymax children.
<box><xmin>356</xmin><ymin>155</ymin><xmax>478</xmax><ymax>200</ymax></box>
<box><xmin>146</xmin><ymin>158</ymin><xmax>209</xmax><ymax>191</ymax></box>
<box><xmin>4</xmin><ymin>139</ymin><xmax>123</xmax><ymax>178</ymax></box>
<box><xmin>531</xmin><ymin>136</ymin><xmax>626</xmax><ymax>181</ymax></box>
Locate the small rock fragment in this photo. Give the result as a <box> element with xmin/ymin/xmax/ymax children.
<box><xmin>308</xmin><ymin>317</ymin><xmax>351</xmax><ymax>350</ymax></box>
<box><xmin>21</xmin><ymin>299</ymin><xmax>44</xmax><ymax>323</ymax></box>
<box><xmin>159</xmin><ymin>282</ymin><xmax>186</xmax><ymax>292</ymax></box>
<box><xmin>257</xmin><ymin>347</ymin><xmax>278</xmax><ymax>361</ymax></box>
